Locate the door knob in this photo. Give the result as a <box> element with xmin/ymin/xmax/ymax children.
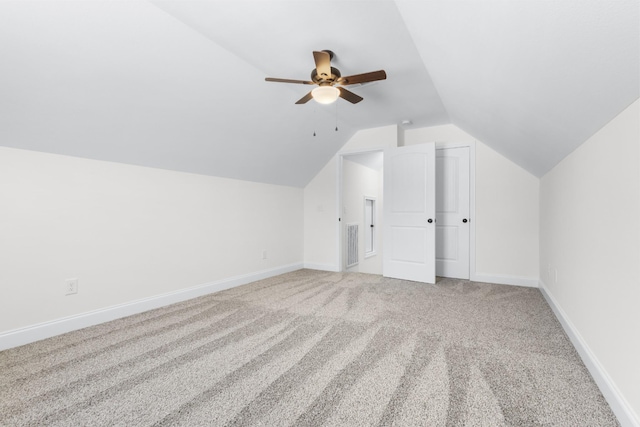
<box><xmin>462</xmin><ymin>218</ymin><xmax>468</xmax><ymax>223</ymax></box>
<box><xmin>427</xmin><ymin>218</ymin><xmax>433</xmax><ymax>223</ymax></box>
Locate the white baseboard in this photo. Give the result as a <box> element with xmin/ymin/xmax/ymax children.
<box><xmin>472</xmin><ymin>273</ymin><xmax>539</xmax><ymax>288</ymax></box>
<box><xmin>0</xmin><ymin>263</ymin><xmax>303</xmax><ymax>352</ymax></box>
<box><xmin>300</xmin><ymin>268</ymin><xmax>537</xmax><ymax>286</ymax></box>
<box><xmin>303</xmin><ymin>262</ymin><xmax>340</xmax><ymax>272</ymax></box>
<box><xmin>539</xmin><ymin>280</ymin><xmax>639</xmax><ymax>427</ymax></box>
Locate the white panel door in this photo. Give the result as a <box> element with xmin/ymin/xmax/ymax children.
<box><xmin>383</xmin><ymin>143</ymin><xmax>436</xmax><ymax>283</ymax></box>
<box><xmin>435</xmin><ymin>147</ymin><xmax>470</xmax><ymax>279</ymax></box>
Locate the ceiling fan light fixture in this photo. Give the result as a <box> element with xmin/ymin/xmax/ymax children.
<box><xmin>311</xmin><ymin>86</ymin><xmax>340</xmax><ymax>104</ymax></box>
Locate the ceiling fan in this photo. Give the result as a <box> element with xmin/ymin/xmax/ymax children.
<box><xmin>265</xmin><ymin>50</ymin><xmax>387</xmax><ymax>105</ymax></box>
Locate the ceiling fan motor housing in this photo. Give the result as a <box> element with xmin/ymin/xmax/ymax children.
<box><xmin>311</xmin><ymin>67</ymin><xmax>341</xmax><ymax>85</ymax></box>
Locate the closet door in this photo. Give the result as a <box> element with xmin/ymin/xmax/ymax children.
<box><xmin>383</xmin><ymin>143</ymin><xmax>436</xmax><ymax>283</ymax></box>
<box><xmin>436</xmin><ymin>147</ymin><xmax>470</xmax><ymax>279</ymax></box>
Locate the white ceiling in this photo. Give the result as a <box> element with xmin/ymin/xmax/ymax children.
<box><xmin>0</xmin><ymin>1</ymin><xmax>637</xmax><ymax>187</ymax></box>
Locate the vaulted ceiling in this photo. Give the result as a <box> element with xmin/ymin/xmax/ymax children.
<box><xmin>1</xmin><ymin>1</ymin><xmax>638</xmax><ymax>187</ymax></box>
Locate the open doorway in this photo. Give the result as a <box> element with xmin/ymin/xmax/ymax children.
<box><xmin>339</xmin><ymin>150</ymin><xmax>383</xmax><ymax>273</ymax></box>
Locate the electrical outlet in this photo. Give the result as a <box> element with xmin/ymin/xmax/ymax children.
<box><xmin>262</xmin><ymin>250</ymin><xmax>267</xmax><ymax>260</ymax></box>
<box><xmin>65</xmin><ymin>278</ymin><xmax>78</xmax><ymax>295</ymax></box>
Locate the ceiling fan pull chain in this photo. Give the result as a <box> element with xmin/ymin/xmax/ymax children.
<box><xmin>313</xmin><ymin>106</ymin><xmax>317</xmax><ymax>137</ymax></box>
<box><xmin>335</xmin><ymin>101</ymin><xmax>338</xmax><ymax>132</ymax></box>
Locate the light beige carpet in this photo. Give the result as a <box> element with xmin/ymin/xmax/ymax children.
<box><xmin>0</xmin><ymin>270</ymin><xmax>619</xmax><ymax>426</ymax></box>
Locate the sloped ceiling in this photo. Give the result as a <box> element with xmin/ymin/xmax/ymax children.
<box><xmin>0</xmin><ymin>1</ymin><xmax>637</xmax><ymax>187</ymax></box>
<box><xmin>396</xmin><ymin>0</ymin><xmax>640</xmax><ymax>177</ymax></box>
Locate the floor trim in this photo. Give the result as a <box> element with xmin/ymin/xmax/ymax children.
<box><xmin>473</xmin><ymin>273</ymin><xmax>539</xmax><ymax>288</ymax></box>
<box><xmin>0</xmin><ymin>263</ymin><xmax>303</xmax><ymax>351</ymax></box>
<box><xmin>303</xmin><ymin>262</ymin><xmax>340</xmax><ymax>272</ymax></box>
<box><xmin>539</xmin><ymin>280</ymin><xmax>639</xmax><ymax>427</ymax></box>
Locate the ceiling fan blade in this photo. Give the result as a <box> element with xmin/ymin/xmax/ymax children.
<box><xmin>338</xmin><ymin>87</ymin><xmax>363</xmax><ymax>104</ymax></box>
<box><xmin>337</xmin><ymin>70</ymin><xmax>387</xmax><ymax>86</ymax></box>
<box><xmin>313</xmin><ymin>51</ymin><xmax>332</xmax><ymax>80</ymax></box>
<box><xmin>295</xmin><ymin>91</ymin><xmax>314</xmax><ymax>104</ymax></box>
<box><xmin>265</xmin><ymin>77</ymin><xmax>314</xmax><ymax>85</ymax></box>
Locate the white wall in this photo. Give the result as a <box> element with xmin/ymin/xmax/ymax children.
<box><xmin>304</xmin><ymin>125</ymin><xmax>397</xmax><ymax>271</ymax></box>
<box><xmin>342</xmin><ymin>158</ymin><xmax>383</xmax><ymax>274</ymax></box>
<box><xmin>540</xmin><ymin>99</ymin><xmax>640</xmax><ymax>424</ymax></box>
<box><xmin>405</xmin><ymin>124</ymin><xmax>540</xmax><ymax>285</ymax></box>
<box><xmin>404</xmin><ymin>123</ymin><xmax>474</xmax><ymax>145</ymax></box>
<box><xmin>0</xmin><ymin>147</ymin><xmax>303</xmax><ymax>337</ymax></box>
<box><xmin>303</xmin><ymin>156</ymin><xmax>340</xmax><ymax>271</ymax></box>
<box><xmin>474</xmin><ymin>142</ymin><xmax>539</xmax><ymax>282</ymax></box>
